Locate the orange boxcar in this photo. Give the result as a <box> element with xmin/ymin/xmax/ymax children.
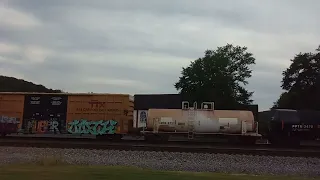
<box><xmin>0</xmin><ymin>93</ymin><xmax>25</xmax><ymax>134</ymax></box>
<box><xmin>66</xmin><ymin>93</ymin><xmax>134</xmax><ymax>135</ymax></box>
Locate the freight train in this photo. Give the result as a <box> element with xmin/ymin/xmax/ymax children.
<box><xmin>0</xmin><ymin>92</ymin><xmax>319</xmax><ymax>146</ymax></box>
<box><xmin>0</xmin><ymin>92</ymin><xmax>134</xmax><ymax>140</ymax></box>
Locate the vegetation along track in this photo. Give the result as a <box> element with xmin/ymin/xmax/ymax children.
<box><xmin>0</xmin><ymin>138</ymin><xmax>320</xmax><ymax>158</ymax></box>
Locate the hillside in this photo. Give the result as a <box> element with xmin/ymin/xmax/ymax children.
<box><xmin>0</xmin><ymin>75</ymin><xmax>62</xmax><ymax>93</ymax></box>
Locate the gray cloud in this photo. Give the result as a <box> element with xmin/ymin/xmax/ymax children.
<box><xmin>1</xmin><ymin>0</ymin><xmax>320</xmax><ymax>111</ymax></box>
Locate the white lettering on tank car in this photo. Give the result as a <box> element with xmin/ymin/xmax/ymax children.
<box><xmin>160</xmin><ymin>117</ymin><xmax>174</xmax><ymax>127</ymax></box>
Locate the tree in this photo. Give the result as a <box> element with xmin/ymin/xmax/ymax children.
<box><xmin>0</xmin><ymin>75</ymin><xmax>63</xmax><ymax>93</ymax></box>
<box><xmin>272</xmin><ymin>91</ymin><xmax>295</xmax><ymax>109</ymax></box>
<box><xmin>273</xmin><ymin>45</ymin><xmax>320</xmax><ymax>110</ymax></box>
<box><xmin>174</xmin><ymin>44</ymin><xmax>256</xmax><ymax>108</ymax></box>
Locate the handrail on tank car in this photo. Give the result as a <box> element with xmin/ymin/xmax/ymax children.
<box><xmin>201</xmin><ymin>102</ymin><xmax>214</xmax><ymax>111</ymax></box>
<box><xmin>182</xmin><ymin>101</ymin><xmax>189</xmax><ymax>109</ymax></box>
<box><xmin>181</xmin><ymin>101</ymin><xmax>215</xmax><ymax>111</ymax></box>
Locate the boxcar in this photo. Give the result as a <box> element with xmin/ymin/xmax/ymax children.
<box><xmin>66</xmin><ymin>93</ymin><xmax>134</xmax><ymax>137</ymax></box>
<box><xmin>0</xmin><ymin>93</ymin><xmax>24</xmax><ymax>135</ymax></box>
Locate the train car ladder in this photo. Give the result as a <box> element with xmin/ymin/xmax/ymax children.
<box><xmin>187</xmin><ymin>108</ymin><xmax>196</xmax><ymax>139</ymax></box>
<box><xmin>241</xmin><ymin>121</ymin><xmax>247</xmax><ymax>134</ymax></box>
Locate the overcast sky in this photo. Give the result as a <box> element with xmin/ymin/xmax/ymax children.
<box><xmin>0</xmin><ymin>0</ymin><xmax>319</xmax><ymax>111</ymax></box>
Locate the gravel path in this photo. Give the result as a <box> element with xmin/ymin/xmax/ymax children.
<box><xmin>0</xmin><ymin>146</ymin><xmax>320</xmax><ymax>177</ymax></box>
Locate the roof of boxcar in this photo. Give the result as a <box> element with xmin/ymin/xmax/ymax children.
<box><xmin>134</xmin><ymin>93</ymin><xmax>180</xmax><ymax>96</ymax></box>
<box><xmin>0</xmin><ymin>92</ymin><xmax>133</xmax><ymax>96</ymax></box>
<box><xmin>273</xmin><ymin>108</ymin><xmax>297</xmax><ymax>112</ymax></box>
<box><xmin>259</xmin><ymin>109</ymin><xmax>320</xmax><ymax>123</ymax></box>
<box><xmin>134</xmin><ymin>94</ymin><xmax>182</xmax><ymax>110</ymax></box>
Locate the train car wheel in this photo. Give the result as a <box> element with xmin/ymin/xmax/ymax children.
<box><xmin>227</xmin><ymin>136</ymin><xmax>239</xmax><ymax>144</ymax></box>
<box><xmin>144</xmin><ymin>134</ymin><xmax>156</xmax><ymax>142</ymax></box>
<box><xmin>96</xmin><ymin>134</ymin><xmax>123</xmax><ymax>141</ymax></box>
<box><xmin>159</xmin><ymin>134</ymin><xmax>169</xmax><ymax>142</ymax></box>
<box><xmin>269</xmin><ymin>136</ymin><xmax>300</xmax><ymax>147</ymax></box>
<box><xmin>287</xmin><ymin>137</ymin><xmax>300</xmax><ymax>147</ymax></box>
<box><xmin>239</xmin><ymin>136</ymin><xmax>257</xmax><ymax>145</ymax></box>
<box><xmin>110</xmin><ymin>134</ymin><xmax>123</xmax><ymax>141</ymax></box>
<box><xmin>144</xmin><ymin>134</ymin><xmax>169</xmax><ymax>144</ymax></box>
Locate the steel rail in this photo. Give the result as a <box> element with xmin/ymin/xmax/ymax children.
<box><xmin>1</xmin><ymin>139</ymin><xmax>320</xmax><ymax>158</ymax></box>
<box><xmin>2</xmin><ymin>135</ymin><xmax>320</xmax><ymax>150</ymax></box>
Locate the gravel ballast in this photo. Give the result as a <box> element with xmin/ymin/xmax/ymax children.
<box><xmin>0</xmin><ymin>146</ymin><xmax>320</xmax><ymax>177</ymax></box>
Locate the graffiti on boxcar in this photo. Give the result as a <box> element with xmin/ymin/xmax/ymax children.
<box><xmin>0</xmin><ymin>116</ymin><xmax>20</xmax><ymax>124</ymax></box>
<box><xmin>67</xmin><ymin>119</ymin><xmax>118</xmax><ymax>135</ymax></box>
<box><xmin>25</xmin><ymin>120</ymin><xmax>61</xmax><ymax>134</ymax></box>
<box><xmin>0</xmin><ymin>115</ymin><xmax>20</xmax><ymax>133</ymax></box>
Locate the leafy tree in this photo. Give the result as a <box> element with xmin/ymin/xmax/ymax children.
<box><xmin>273</xmin><ymin>45</ymin><xmax>320</xmax><ymax>110</ymax></box>
<box><xmin>174</xmin><ymin>44</ymin><xmax>256</xmax><ymax>108</ymax></box>
<box><xmin>272</xmin><ymin>91</ymin><xmax>296</xmax><ymax>109</ymax></box>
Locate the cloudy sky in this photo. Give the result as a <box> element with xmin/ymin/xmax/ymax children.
<box><xmin>0</xmin><ymin>0</ymin><xmax>319</xmax><ymax>111</ymax></box>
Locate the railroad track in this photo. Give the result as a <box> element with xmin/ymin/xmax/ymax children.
<box><xmin>1</xmin><ymin>138</ymin><xmax>320</xmax><ymax>158</ymax></box>
<box><xmin>3</xmin><ymin>135</ymin><xmax>320</xmax><ymax>150</ymax></box>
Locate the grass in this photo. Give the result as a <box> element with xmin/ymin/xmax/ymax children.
<box><xmin>0</xmin><ymin>158</ymin><xmax>318</xmax><ymax>180</ymax></box>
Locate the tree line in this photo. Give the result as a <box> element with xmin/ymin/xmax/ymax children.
<box><xmin>0</xmin><ymin>75</ymin><xmax>62</xmax><ymax>93</ymax></box>
<box><xmin>175</xmin><ymin>44</ymin><xmax>320</xmax><ymax>110</ymax></box>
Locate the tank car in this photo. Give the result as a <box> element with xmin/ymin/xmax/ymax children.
<box><xmin>265</xmin><ymin>109</ymin><xmax>320</xmax><ymax>146</ymax></box>
<box><xmin>141</xmin><ymin>101</ymin><xmax>261</xmax><ymax>144</ymax></box>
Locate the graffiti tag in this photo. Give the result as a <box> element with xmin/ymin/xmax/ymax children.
<box><xmin>0</xmin><ymin>115</ymin><xmax>20</xmax><ymax>134</ymax></box>
<box><xmin>26</xmin><ymin>120</ymin><xmax>61</xmax><ymax>134</ymax></box>
<box><xmin>0</xmin><ymin>116</ymin><xmax>20</xmax><ymax>124</ymax></box>
<box><xmin>68</xmin><ymin>119</ymin><xmax>118</xmax><ymax>135</ymax></box>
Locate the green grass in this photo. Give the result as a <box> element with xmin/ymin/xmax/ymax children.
<box><xmin>0</xmin><ymin>158</ymin><xmax>318</xmax><ymax>180</ymax></box>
